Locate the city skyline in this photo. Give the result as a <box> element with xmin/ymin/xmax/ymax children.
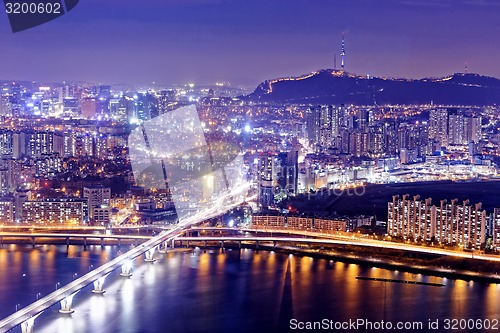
<box><xmin>4</xmin><ymin>1</ymin><xmax>500</xmax><ymax>332</ymax></box>
<box><xmin>1</xmin><ymin>0</ymin><xmax>500</xmax><ymax>85</ymax></box>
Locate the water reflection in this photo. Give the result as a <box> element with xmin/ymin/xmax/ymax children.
<box><xmin>2</xmin><ymin>247</ymin><xmax>500</xmax><ymax>333</ymax></box>
<box><xmin>0</xmin><ymin>244</ymin><xmax>122</xmax><ymax>319</ymax></box>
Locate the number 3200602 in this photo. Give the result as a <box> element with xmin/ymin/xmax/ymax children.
<box><xmin>5</xmin><ymin>2</ymin><xmax>62</xmax><ymax>14</ymax></box>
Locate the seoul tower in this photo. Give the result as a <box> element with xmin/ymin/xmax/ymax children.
<box><xmin>340</xmin><ymin>34</ymin><xmax>346</xmax><ymax>71</ymax></box>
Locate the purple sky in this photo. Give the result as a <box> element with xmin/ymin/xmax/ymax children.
<box><xmin>1</xmin><ymin>0</ymin><xmax>499</xmax><ymax>86</ymax></box>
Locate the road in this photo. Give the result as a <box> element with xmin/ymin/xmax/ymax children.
<box><xmin>0</xmin><ymin>233</ymin><xmax>150</xmax><ymax>240</ymax></box>
<box><xmin>175</xmin><ymin>235</ymin><xmax>500</xmax><ymax>262</ymax></box>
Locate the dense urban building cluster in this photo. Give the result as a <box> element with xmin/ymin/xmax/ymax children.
<box><xmin>306</xmin><ymin>106</ymin><xmax>483</xmax><ymax>160</ymax></box>
<box><xmin>2</xmin><ymin>78</ymin><xmax>500</xmax><ymax>254</ymax></box>
<box><xmin>386</xmin><ymin>194</ymin><xmax>500</xmax><ymax>250</ymax></box>
<box><xmin>251</xmin><ymin>214</ymin><xmax>348</xmax><ymax>233</ymax></box>
<box><xmin>251</xmin><ymin>213</ymin><xmax>376</xmax><ymax>233</ymax></box>
<box><xmin>251</xmin><ymin>102</ymin><xmax>499</xmax><ymax>209</ymax></box>
<box><xmin>0</xmin><ymin>81</ymin><xmax>248</xmax><ymax>225</ymax></box>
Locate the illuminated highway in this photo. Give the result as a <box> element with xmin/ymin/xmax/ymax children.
<box><xmin>0</xmin><ymin>233</ymin><xmax>150</xmax><ymax>241</ymax></box>
<box><xmin>175</xmin><ymin>235</ymin><xmax>500</xmax><ymax>262</ymax></box>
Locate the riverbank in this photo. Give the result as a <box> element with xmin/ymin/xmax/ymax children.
<box><xmin>184</xmin><ymin>242</ymin><xmax>500</xmax><ymax>284</ymax></box>
<box><xmin>0</xmin><ymin>237</ymin><xmax>145</xmax><ymax>247</ymax></box>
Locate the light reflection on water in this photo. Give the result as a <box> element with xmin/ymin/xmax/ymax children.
<box><xmin>0</xmin><ymin>246</ymin><xmax>500</xmax><ymax>332</ymax></box>
<box><xmin>0</xmin><ymin>244</ymin><xmax>122</xmax><ymax>320</ymax></box>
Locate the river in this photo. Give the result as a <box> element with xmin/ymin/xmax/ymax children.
<box><xmin>1</xmin><ymin>244</ymin><xmax>499</xmax><ymax>333</ymax></box>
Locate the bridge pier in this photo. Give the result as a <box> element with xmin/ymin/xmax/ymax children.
<box><xmin>92</xmin><ymin>275</ymin><xmax>108</xmax><ymax>294</ymax></box>
<box><xmin>100</xmin><ymin>238</ymin><xmax>104</xmax><ymax>248</ymax></box>
<box><xmin>59</xmin><ymin>292</ymin><xmax>78</xmax><ymax>314</ymax></box>
<box><xmin>144</xmin><ymin>248</ymin><xmax>156</xmax><ymax>262</ymax></box>
<box><xmin>0</xmin><ymin>236</ymin><xmax>3</xmax><ymax>247</ymax></box>
<box><xmin>83</xmin><ymin>238</ymin><xmax>87</xmax><ymax>250</ymax></box>
<box><xmin>20</xmin><ymin>315</ymin><xmax>38</xmax><ymax>333</ymax></box>
<box><xmin>120</xmin><ymin>260</ymin><xmax>133</xmax><ymax>277</ymax></box>
<box><xmin>31</xmin><ymin>237</ymin><xmax>35</xmax><ymax>248</ymax></box>
<box><xmin>203</xmin><ymin>240</ymin><xmax>207</xmax><ymax>248</ymax></box>
<box><xmin>220</xmin><ymin>240</ymin><xmax>224</xmax><ymax>248</ymax></box>
<box><xmin>66</xmin><ymin>237</ymin><xmax>70</xmax><ymax>250</ymax></box>
<box><xmin>256</xmin><ymin>240</ymin><xmax>259</xmax><ymax>250</ymax></box>
<box><xmin>273</xmin><ymin>241</ymin><xmax>277</xmax><ymax>247</ymax></box>
<box><xmin>238</xmin><ymin>241</ymin><xmax>241</xmax><ymax>249</ymax></box>
<box><xmin>158</xmin><ymin>241</ymin><xmax>169</xmax><ymax>254</ymax></box>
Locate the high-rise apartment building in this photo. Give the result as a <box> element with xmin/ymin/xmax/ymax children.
<box><xmin>258</xmin><ymin>154</ymin><xmax>275</xmax><ymax>208</ymax></box>
<box><xmin>429</xmin><ymin>108</ymin><xmax>448</xmax><ymax>148</ymax></box>
<box><xmin>388</xmin><ymin>194</ymin><xmax>486</xmax><ymax>249</ymax></box>
<box><xmin>22</xmin><ymin>199</ymin><xmax>85</xmax><ymax>225</ymax></box>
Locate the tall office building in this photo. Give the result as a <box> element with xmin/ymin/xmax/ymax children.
<box><xmin>383</xmin><ymin>122</ymin><xmax>397</xmax><ymax>155</ymax></box>
<box><xmin>348</xmin><ymin>131</ymin><xmax>368</xmax><ymax>157</ymax></box>
<box><xmin>81</xmin><ymin>97</ymin><xmax>98</xmax><ymax>119</ymax></box>
<box><xmin>464</xmin><ymin>116</ymin><xmax>482</xmax><ymax>143</ymax></box>
<box><xmin>93</xmin><ymin>204</ymin><xmax>112</xmax><ymax>226</ymax></box>
<box><xmin>356</xmin><ymin>109</ymin><xmax>372</xmax><ymax>131</ymax></box>
<box><xmin>306</xmin><ymin>107</ymin><xmax>320</xmax><ymax>146</ymax></box>
<box><xmin>0</xmin><ymin>157</ymin><xmax>21</xmax><ymax>194</ymax></box>
<box><xmin>0</xmin><ymin>130</ymin><xmax>13</xmax><ymax>156</ymax></box>
<box><xmin>63</xmin><ymin>97</ymin><xmax>80</xmax><ymax>117</ymax></box>
<box><xmin>307</xmin><ymin>105</ymin><xmax>346</xmax><ymax>149</ymax></box>
<box><xmin>135</xmin><ymin>92</ymin><xmax>158</xmax><ymax>121</ymax></box>
<box><xmin>158</xmin><ymin>90</ymin><xmax>176</xmax><ymax>115</ymax></box>
<box><xmin>448</xmin><ymin>112</ymin><xmax>465</xmax><ymax>145</ymax></box>
<box><xmin>429</xmin><ymin>108</ymin><xmax>448</xmax><ymax>148</ymax></box>
<box><xmin>94</xmin><ymin>134</ymin><xmax>108</xmax><ymax>159</ymax></box>
<box><xmin>84</xmin><ymin>186</ymin><xmax>111</xmax><ymax>219</ymax></box>
<box><xmin>63</xmin><ymin>132</ymin><xmax>76</xmax><ymax>157</ymax></box>
<box><xmin>258</xmin><ymin>155</ymin><xmax>275</xmax><ymax>209</ymax></box>
<box><xmin>276</xmin><ymin>150</ymin><xmax>299</xmax><ymax>196</ymax></box>
<box><xmin>367</xmin><ymin>125</ymin><xmax>384</xmax><ymax>157</ymax></box>
<box><xmin>14</xmin><ymin>188</ymin><xmax>30</xmax><ymax>222</ymax></box>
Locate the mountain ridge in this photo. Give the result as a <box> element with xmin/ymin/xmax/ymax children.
<box><xmin>246</xmin><ymin>69</ymin><xmax>500</xmax><ymax>105</ymax></box>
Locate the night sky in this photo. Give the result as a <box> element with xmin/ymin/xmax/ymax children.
<box><xmin>0</xmin><ymin>0</ymin><xmax>499</xmax><ymax>86</ymax></box>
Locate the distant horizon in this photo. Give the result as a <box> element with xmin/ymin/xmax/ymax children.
<box><xmin>1</xmin><ymin>1</ymin><xmax>499</xmax><ymax>86</ymax></box>
<box><xmin>1</xmin><ymin>69</ymin><xmax>499</xmax><ymax>90</ymax></box>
